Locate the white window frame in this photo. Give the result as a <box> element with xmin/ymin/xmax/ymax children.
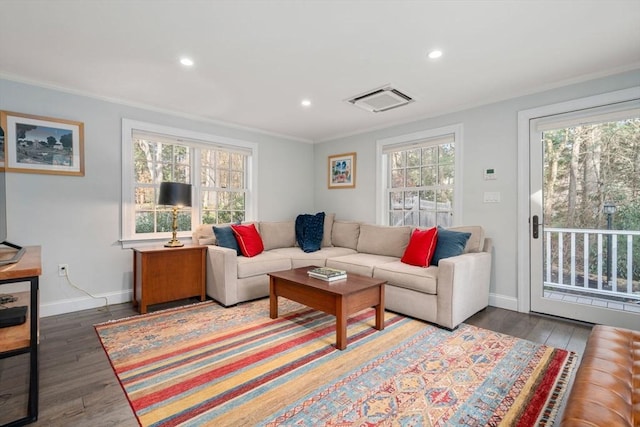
<box><xmin>376</xmin><ymin>123</ymin><xmax>463</xmax><ymax>226</ymax></box>
<box><xmin>121</xmin><ymin>119</ymin><xmax>258</xmax><ymax>247</ymax></box>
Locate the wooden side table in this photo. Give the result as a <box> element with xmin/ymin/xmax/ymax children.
<box><xmin>132</xmin><ymin>245</ymin><xmax>206</xmax><ymax>314</ymax></box>
<box><xmin>0</xmin><ymin>245</ymin><xmax>41</xmax><ymax>427</ymax></box>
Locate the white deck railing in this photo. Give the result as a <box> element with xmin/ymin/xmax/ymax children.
<box><xmin>544</xmin><ymin>227</ymin><xmax>640</xmax><ymax>301</ymax></box>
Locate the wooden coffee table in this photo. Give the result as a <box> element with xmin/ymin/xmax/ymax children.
<box><xmin>269</xmin><ymin>266</ymin><xmax>385</xmax><ymax>350</ymax></box>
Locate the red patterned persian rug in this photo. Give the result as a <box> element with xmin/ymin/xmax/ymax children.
<box><xmin>95</xmin><ymin>299</ymin><xmax>576</xmax><ymax>426</ymax></box>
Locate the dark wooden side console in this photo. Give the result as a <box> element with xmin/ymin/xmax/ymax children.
<box><xmin>0</xmin><ymin>246</ymin><xmax>41</xmax><ymax>427</ymax></box>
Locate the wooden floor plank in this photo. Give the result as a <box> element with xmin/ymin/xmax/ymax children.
<box><xmin>0</xmin><ymin>299</ymin><xmax>593</xmax><ymax>426</ymax></box>
<box><xmin>566</xmin><ymin>325</ymin><xmax>592</xmax><ymax>356</ymax></box>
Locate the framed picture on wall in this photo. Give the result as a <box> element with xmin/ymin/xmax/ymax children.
<box><xmin>328</xmin><ymin>152</ymin><xmax>356</xmax><ymax>189</ymax></box>
<box><xmin>0</xmin><ymin>111</ymin><xmax>84</xmax><ymax>176</ymax></box>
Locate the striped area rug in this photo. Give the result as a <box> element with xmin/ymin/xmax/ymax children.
<box><xmin>95</xmin><ymin>299</ymin><xmax>576</xmax><ymax>426</ymax></box>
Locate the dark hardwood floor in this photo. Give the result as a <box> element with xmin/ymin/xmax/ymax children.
<box><xmin>0</xmin><ymin>300</ymin><xmax>592</xmax><ymax>426</ymax></box>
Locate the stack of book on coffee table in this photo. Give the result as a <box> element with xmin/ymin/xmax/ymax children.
<box><xmin>307</xmin><ymin>267</ymin><xmax>347</xmax><ymax>282</ymax></box>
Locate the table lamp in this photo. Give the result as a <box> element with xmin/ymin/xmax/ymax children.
<box><xmin>158</xmin><ymin>182</ymin><xmax>192</xmax><ymax>247</ymax></box>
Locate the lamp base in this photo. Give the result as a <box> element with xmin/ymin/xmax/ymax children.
<box><xmin>165</xmin><ymin>207</ymin><xmax>184</xmax><ymax>247</ymax></box>
<box><xmin>164</xmin><ymin>239</ymin><xmax>184</xmax><ymax>248</ymax></box>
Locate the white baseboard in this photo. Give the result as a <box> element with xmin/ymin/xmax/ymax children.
<box><xmin>40</xmin><ymin>290</ymin><xmax>132</xmax><ymax>317</ymax></box>
<box><xmin>40</xmin><ymin>290</ymin><xmax>522</xmax><ymax>318</ymax></box>
<box><xmin>488</xmin><ymin>293</ymin><xmax>520</xmax><ymax>312</ymax></box>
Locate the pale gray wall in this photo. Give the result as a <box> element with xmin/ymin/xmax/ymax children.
<box><xmin>3</xmin><ymin>70</ymin><xmax>638</xmax><ymax>316</ymax></box>
<box><xmin>315</xmin><ymin>69</ymin><xmax>640</xmax><ymax>309</ymax></box>
<box><xmin>0</xmin><ymin>79</ymin><xmax>315</xmax><ymax>316</ymax></box>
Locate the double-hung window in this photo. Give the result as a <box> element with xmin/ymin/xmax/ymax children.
<box><xmin>121</xmin><ymin>119</ymin><xmax>257</xmax><ymax>246</ymax></box>
<box><xmin>377</xmin><ymin>124</ymin><xmax>462</xmax><ymax>227</ymax></box>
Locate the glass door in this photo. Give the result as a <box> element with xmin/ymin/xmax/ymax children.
<box><xmin>529</xmin><ymin>101</ymin><xmax>640</xmax><ymax>328</ymax></box>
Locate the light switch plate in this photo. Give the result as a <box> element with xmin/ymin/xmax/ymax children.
<box><xmin>483</xmin><ymin>191</ymin><xmax>501</xmax><ymax>203</ymax></box>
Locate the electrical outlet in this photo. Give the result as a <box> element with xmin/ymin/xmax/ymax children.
<box><xmin>58</xmin><ymin>264</ymin><xmax>68</xmax><ymax>277</ymax></box>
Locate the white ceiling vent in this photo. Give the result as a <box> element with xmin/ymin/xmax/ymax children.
<box><xmin>346</xmin><ymin>85</ymin><xmax>414</xmax><ymax>113</ymax></box>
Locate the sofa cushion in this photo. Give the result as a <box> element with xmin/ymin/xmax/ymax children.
<box><xmin>231</xmin><ymin>223</ymin><xmax>264</xmax><ymax>257</ymax></box>
<box><xmin>270</xmin><ymin>246</ymin><xmax>357</xmax><ymax>268</ymax></box>
<box><xmin>448</xmin><ymin>225</ymin><xmax>485</xmax><ymax>253</ymax></box>
<box><xmin>213</xmin><ymin>225</ymin><xmax>241</xmax><ymax>255</ymax></box>
<box><xmin>374</xmin><ymin>261</ymin><xmax>438</xmax><ymax>294</ymax></box>
<box><xmin>357</xmin><ymin>224</ymin><xmax>411</xmax><ymax>257</ymax></box>
<box><xmin>295</xmin><ymin>212</ymin><xmax>325</xmax><ymax>252</ymax></box>
<box><xmin>431</xmin><ymin>227</ymin><xmax>471</xmax><ymax>265</ymax></box>
<box><xmin>401</xmin><ymin>227</ymin><xmax>438</xmax><ymax>267</ymax></box>
<box><xmin>259</xmin><ymin>221</ymin><xmax>295</xmax><ymax>251</ymax></box>
<box><xmin>322</xmin><ymin>213</ymin><xmax>335</xmax><ymax>247</ymax></box>
<box><xmin>331</xmin><ymin>221</ymin><xmax>360</xmax><ymax>250</ymax></box>
<box><xmin>236</xmin><ymin>252</ymin><xmax>291</xmax><ymax>279</ymax></box>
<box><xmin>327</xmin><ymin>253</ymin><xmax>398</xmax><ymax>278</ymax></box>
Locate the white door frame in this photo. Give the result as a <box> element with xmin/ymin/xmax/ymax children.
<box><xmin>516</xmin><ymin>86</ymin><xmax>640</xmax><ymax>313</ymax></box>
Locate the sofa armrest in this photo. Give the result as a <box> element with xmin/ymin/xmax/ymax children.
<box><xmin>205</xmin><ymin>244</ymin><xmax>239</xmax><ymax>306</ymax></box>
<box><xmin>482</xmin><ymin>237</ymin><xmax>493</xmax><ymax>254</ymax></box>
<box><xmin>436</xmin><ymin>251</ymin><xmax>492</xmax><ymax>329</ymax></box>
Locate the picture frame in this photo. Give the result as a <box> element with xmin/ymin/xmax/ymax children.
<box><xmin>0</xmin><ymin>111</ymin><xmax>84</xmax><ymax>176</ymax></box>
<box><xmin>328</xmin><ymin>152</ymin><xmax>356</xmax><ymax>189</ymax></box>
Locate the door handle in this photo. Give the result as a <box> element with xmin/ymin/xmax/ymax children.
<box><xmin>532</xmin><ymin>215</ymin><xmax>539</xmax><ymax>239</ymax></box>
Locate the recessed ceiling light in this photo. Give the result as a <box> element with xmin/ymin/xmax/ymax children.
<box><xmin>428</xmin><ymin>50</ymin><xmax>443</xmax><ymax>59</ymax></box>
<box><xmin>301</xmin><ymin>99</ymin><xmax>312</xmax><ymax>107</ymax></box>
<box><xmin>180</xmin><ymin>57</ymin><xmax>194</xmax><ymax>66</ymax></box>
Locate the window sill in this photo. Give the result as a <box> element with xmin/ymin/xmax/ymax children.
<box><xmin>120</xmin><ymin>236</ymin><xmax>192</xmax><ymax>249</ymax></box>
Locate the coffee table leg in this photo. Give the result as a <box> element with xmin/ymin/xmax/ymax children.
<box><xmin>269</xmin><ymin>277</ymin><xmax>278</xmax><ymax>319</ymax></box>
<box><xmin>336</xmin><ymin>296</ymin><xmax>347</xmax><ymax>350</ymax></box>
<box><xmin>375</xmin><ymin>284</ymin><xmax>385</xmax><ymax>330</ymax></box>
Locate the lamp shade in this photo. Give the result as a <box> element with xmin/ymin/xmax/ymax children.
<box><xmin>158</xmin><ymin>182</ymin><xmax>192</xmax><ymax>207</ymax></box>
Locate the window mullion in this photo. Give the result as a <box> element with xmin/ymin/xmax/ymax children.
<box><xmin>192</xmin><ymin>146</ymin><xmax>201</xmax><ymax>228</ymax></box>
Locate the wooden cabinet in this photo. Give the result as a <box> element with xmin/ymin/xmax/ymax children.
<box><xmin>0</xmin><ymin>246</ymin><xmax>41</xmax><ymax>427</ymax></box>
<box><xmin>132</xmin><ymin>245</ymin><xmax>206</xmax><ymax>314</ymax></box>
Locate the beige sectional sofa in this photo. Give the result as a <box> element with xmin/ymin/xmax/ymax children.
<box><xmin>192</xmin><ymin>215</ymin><xmax>492</xmax><ymax>329</ymax></box>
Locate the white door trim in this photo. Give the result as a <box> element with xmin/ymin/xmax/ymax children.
<box><xmin>516</xmin><ymin>86</ymin><xmax>640</xmax><ymax>313</ymax></box>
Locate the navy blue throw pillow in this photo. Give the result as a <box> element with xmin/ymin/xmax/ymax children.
<box><xmin>213</xmin><ymin>225</ymin><xmax>242</xmax><ymax>256</ymax></box>
<box><xmin>430</xmin><ymin>227</ymin><xmax>471</xmax><ymax>266</ymax></box>
<box><xmin>295</xmin><ymin>212</ymin><xmax>325</xmax><ymax>253</ymax></box>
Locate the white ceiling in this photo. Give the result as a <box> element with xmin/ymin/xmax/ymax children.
<box><xmin>1</xmin><ymin>1</ymin><xmax>639</xmax><ymax>143</ymax></box>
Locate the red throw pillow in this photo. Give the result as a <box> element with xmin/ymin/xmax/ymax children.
<box><xmin>231</xmin><ymin>223</ymin><xmax>264</xmax><ymax>257</ymax></box>
<box><xmin>401</xmin><ymin>227</ymin><xmax>438</xmax><ymax>267</ymax></box>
